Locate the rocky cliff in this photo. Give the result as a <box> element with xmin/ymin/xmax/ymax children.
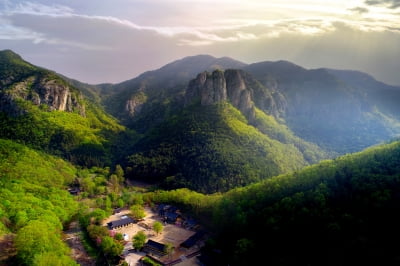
<box><xmin>185</xmin><ymin>69</ymin><xmax>287</xmax><ymax>120</ymax></box>
<box><xmin>0</xmin><ymin>50</ymin><xmax>85</xmax><ymax>116</ymax></box>
<box><xmin>0</xmin><ymin>75</ymin><xmax>85</xmax><ymax>116</ymax></box>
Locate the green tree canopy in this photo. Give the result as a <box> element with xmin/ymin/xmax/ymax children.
<box><xmin>130</xmin><ymin>205</ymin><xmax>145</xmax><ymax>220</ymax></box>
<box><xmin>15</xmin><ymin>220</ymin><xmax>70</xmax><ymax>265</ymax></box>
<box><xmin>153</xmin><ymin>221</ymin><xmax>163</xmax><ymax>235</ymax></box>
<box><xmin>132</xmin><ymin>231</ymin><xmax>147</xmax><ymax>250</ymax></box>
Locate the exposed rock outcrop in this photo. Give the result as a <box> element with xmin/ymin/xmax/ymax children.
<box><xmin>125</xmin><ymin>92</ymin><xmax>147</xmax><ymax>117</ymax></box>
<box><xmin>0</xmin><ymin>75</ymin><xmax>85</xmax><ymax>116</ymax></box>
<box><xmin>185</xmin><ymin>69</ymin><xmax>287</xmax><ymax>120</ymax></box>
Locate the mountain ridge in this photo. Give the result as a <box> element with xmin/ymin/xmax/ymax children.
<box><xmin>2</xmin><ymin>49</ymin><xmax>400</xmax><ymax>191</ymax></box>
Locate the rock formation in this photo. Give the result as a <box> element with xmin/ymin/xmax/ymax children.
<box><xmin>0</xmin><ymin>75</ymin><xmax>85</xmax><ymax>116</ymax></box>
<box><xmin>185</xmin><ymin>69</ymin><xmax>287</xmax><ymax>120</ymax></box>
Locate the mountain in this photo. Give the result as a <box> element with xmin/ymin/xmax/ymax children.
<box><xmin>2</xmin><ymin>50</ymin><xmax>400</xmax><ymax>193</ymax></box>
<box><xmin>96</xmin><ymin>54</ymin><xmax>400</xmax><ymax>192</ymax></box>
<box><xmin>122</xmin><ymin>69</ymin><xmax>327</xmax><ymax>193</ymax></box>
<box><xmin>0</xmin><ymin>50</ymin><xmax>85</xmax><ymax>116</ymax></box>
<box><xmin>0</xmin><ymin>50</ymin><xmax>125</xmax><ymax>167</ymax></box>
<box><xmin>104</xmin><ymin>55</ymin><xmax>247</xmax><ymax>128</ymax></box>
<box><xmin>244</xmin><ymin>61</ymin><xmax>400</xmax><ymax>153</ymax></box>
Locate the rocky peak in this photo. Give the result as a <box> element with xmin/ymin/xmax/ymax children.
<box><xmin>185</xmin><ymin>69</ymin><xmax>288</xmax><ymax>120</ymax></box>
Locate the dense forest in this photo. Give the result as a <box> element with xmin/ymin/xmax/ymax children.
<box><xmin>2</xmin><ymin>50</ymin><xmax>400</xmax><ymax>265</ymax></box>
<box><xmin>147</xmin><ymin>139</ymin><xmax>400</xmax><ymax>265</ymax></box>
<box><xmin>124</xmin><ymin>102</ymin><xmax>325</xmax><ymax>193</ymax></box>
<box><xmin>0</xmin><ymin>139</ymin><xmax>79</xmax><ymax>265</ymax></box>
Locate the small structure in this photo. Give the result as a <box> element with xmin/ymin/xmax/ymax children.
<box><xmin>157</xmin><ymin>204</ymin><xmax>170</xmax><ymax>216</ymax></box>
<box><xmin>180</xmin><ymin>231</ymin><xmax>205</xmax><ymax>249</ymax></box>
<box><xmin>183</xmin><ymin>218</ymin><xmax>198</xmax><ymax>230</ymax></box>
<box><xmin>107</xmin><ymin>217</ymin><xmax>135</xmax><ymax>230</ymax></box>
<box><xmin>67</xmin><ymin>187</ymin><xmax>80</xmax><ymax>195</ymax></box>
<box><xmin>157</xmin><ymin>204</ymin><xmax>181</xmax><ymax>224</ymax></box>
<box><xmin>143</xmin><ymin>240</ymin><xmax>167</xmax><ymax>257</ymax></box>
<box><xmin>165</xmin><ymin>212</ymin><xmax>180</xmax><ymax>224</ymax></box>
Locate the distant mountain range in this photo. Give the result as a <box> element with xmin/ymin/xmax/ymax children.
<box><xmin>1</xmin><ymin>50</ymin><xmax>400</xmax><ymax>192</ymax></box>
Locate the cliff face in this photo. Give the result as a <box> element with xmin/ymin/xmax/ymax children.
<box><xmin>125</xmin><ymin>91</ymin><xmax>147</xmax><ymax>117</ymax></box>
<box><xmin>0</xmin><ymin>75</ymin><xmax>85</xmax><ymax>116</ymax></box>
<box><xmin>0</xmin><ymin>50</ymin><xmax>85</xmax><ymax>116</ymax></box>
<box><xmin>185</xmin><ymin>69</ymin><xmax>287</xmax><ymax>120</ymax></box>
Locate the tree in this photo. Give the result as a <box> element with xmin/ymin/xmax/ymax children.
<box><xmin>101</xmin><ymin>236</ymin><xmax>123</xmax><ymax>257</ymax></box>
<box><xmin>115</xmin><ymin>164</ymin><xmax>124</xmax><ymax>182</ymax></box>
<box><xmin>15</xmin><ymin>220</ymin><xmax>69</xmax><ymax>265</ymax></box>
<box><xmin>132</xmin><ymin>231</ymin><xmax>147</xmax><ymax>250</ymax></box>
<box><xmin>33</xmin><ymin>252</ymin><xmax>78</xmax><ymax>266</ymax></box>
<box><xmin>115</xmin><ymin>233</ymin><xmax>124</xmax><ymax>241</ymax></box>
<box><xmin>87</xmin><ymin>224</ymin><xmax>108</xmax><ymax>241</ymax></box>
<box><xmin>109</xmin><ymin>174</ymin><xmax>121</xmax><ymax>194</ymax></box>
<box><xmin>164</xmin><ymin>242</ymin><xmax>174</xmax><ymax>259</ymax></box>
<box><xmin>130</xmin><ymin>205</ymin><xmax>145</xmax><ymax>220</ymax></box>
<box><xmin>153</xmin><ymin>221</ymin><xmax>163</xmax><ymax>235</ymax></box>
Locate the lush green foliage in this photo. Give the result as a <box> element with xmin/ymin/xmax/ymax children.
<box><xmin>130</xmin><ymin>205</ymin><xmax>146</xmax><ymax>220</ymax></box>
<box><xmin>0</xmin><ymin>139</ymin><xmax>79</xmax><ymax>264</ymax></box>
<box><xmin>145</xmin><ymin>140</ymin><xmax>400</xmax><ymax>265</ymax></box>
<box><xmin>152</xmin><ymin>221</ymin><xmax>163</xmax><ymax>235</ymax></box>
<box><xmin>132</xmin><ymin>231</ymin><xmax>147</xmax><ymax>250</ymax></box>
<box><xmin>125</xmin><ymin>102</ymin><xmax>323</xmax><ymax>193</ymax></box>
<box><xmin>0</xmin><ymin>50</ymin><xmax>127</xmax><ymax>168</ymax></box>
<box><xmin>15</xmin><ymin>220</ymin><xmax>77</xmax><ymax>266</ymax></box>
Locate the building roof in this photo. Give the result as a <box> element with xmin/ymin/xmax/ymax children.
<box><xmin>180</xmin><ymin>231</ymin><xmax>206</xmax><ymax>248</ymax></box>
<box><xmin>165</xmin><ymin>212</ymin><xmax>180</xmax><ymax>221</ymax></box>
<box><xmin>107</xmin><ymin>217</ymin><xmax>135</xmax><ymax>229</ymax></box>
<box><xmin>143</xmin><ymin>240</ymin><xmax>167</xmax><ymax>256</ymax></box>
<box><xmin>146</xmin><ymin>240</ymin><xmax>166</xmax><ymax>251</ymax></box>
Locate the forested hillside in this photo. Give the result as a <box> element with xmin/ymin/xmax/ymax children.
<box><xmin>123</xmin><ymin>69</ymin><xmax>327</xmax><ymax>193</ymax></box>
<box><xmin>0</xmin><ymin>50</ymin><xmax>127</xmax><ymax>167</ymax></box>
<box><xmin>148</xmin><ymin>139</ymin><xmax>400</xmax><ymax>265</ymax></box>
<box><xmin>0</xmin><ymin>139</ymin><xmax>79</xmax><ymax>265</ymax></box>
<box><xmin>2</xmin><ymin>50</ymin><xmax>400</xmax><ymax>265</ymax></box>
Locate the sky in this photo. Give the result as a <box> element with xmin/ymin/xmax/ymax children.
<box><xmin>0</xmin><ymin>0</ymin><xmax>399</xmax><ymax>85</ymax></box>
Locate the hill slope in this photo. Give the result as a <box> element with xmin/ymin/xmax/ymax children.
<box><xmin>0</xmin><ymin>50</ymin><xmax>126</xmax><ymax>167</ymax></box>
<box><xmin>149</xmin><ymin>139</ymin><xmax>400</xmax><ymax>265</ymax></box>
<box><xmin>0</xmin><ymin>139</ymin><xmax>79</xmax><ymax>265</ymax></box>
<box><xmin>244</xmin><ymin>61</ymin><xmax>400</xmax><ymax>153</ymax></box>
<box><xmin>124</xmin><ymin>69</ymin><xmax>327</xmax><ymax>193</ymax></box>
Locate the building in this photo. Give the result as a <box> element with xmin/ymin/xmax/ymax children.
<box><xmin>143</xmin><ymin>239</ymin><xmax>167</xmax><ymax>257</ymax></box>
<box><xmin>157</xmin><ymin>204</ymin><xmax>181</xmax><ymax>224</ymax></box>
<box><xmin>107</xmin><ymin>217</ymin><xmax>135</xmax><ymax>230</ymax></box>
<box><xmin>180</xmin><ymin>231</ymin><xmax>205</xmax><ymax>249</ymax></box>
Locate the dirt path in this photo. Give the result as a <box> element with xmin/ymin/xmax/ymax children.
<box><xmin>64</xmin><ymin>221</ymin><xmax>96</xmax><ymax>266</ymax></box>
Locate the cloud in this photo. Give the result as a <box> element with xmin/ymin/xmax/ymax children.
<box><xmin>1</xmin><ymin>1</ymin><xmax>400</xmax><ymax>85</ymax></box>
<box><xmin>349</xmin><ymin>7</ymin><xmax>370</xmax><ymax>14</ymax></box>
<box><xmin>365</xmin><ymin>0</ymin><xmax>400</xmax><ymax>8</ymax></box>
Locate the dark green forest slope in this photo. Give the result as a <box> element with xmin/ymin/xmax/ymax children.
<box><xmin>123</xmin><ymin>69</ymin><xmax>327</xmax><ymax>193</ymax></box>
<box><xmin>149</xmin><ymin>139</ymin><xmax>400</xmax><ymax>265</ymax></box>
<box><xmin>125</xmin><ymin>102</ymin><xmax>316</xmax><ymax>193</ymax></box>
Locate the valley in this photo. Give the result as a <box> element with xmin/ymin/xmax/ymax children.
<box><xmin>1</xmin><ymin>50</ymin><xmax>400</xmax><ymax>265</ymax></box>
